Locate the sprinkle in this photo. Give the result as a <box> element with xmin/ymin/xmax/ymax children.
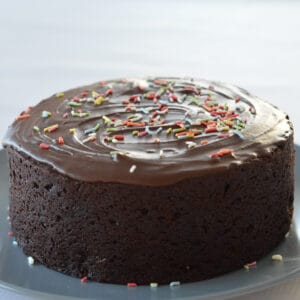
<box><xmin>39</xmin><ymin>143</ymin><xmax>50</xmax><ymax>150</ymax></box>
<box><xmin>71</xmin><ymin>111</ymin><xmax>90</xmax><ymax>118</ymax></box>
<box><xmin>154</xmin><ymin>79</ymin><xmax>168</xmax><ymax>86</ymax></box>
<box><xmin>113</xmin><ymin>135</ymin><xmax>124</xmax><ymax>141</ymax></box>
<box><xmin>210</xmin><ymin>148</ymin><xmax>234</xmax><ymax>158</ymax></box>
<box><xmin>102</xmin><ymin>115</ymin><xmax>112</xmax><ymax>125</ymax></box>
<box><xmin>84</xmin><ymin>123</ymin><xmax>100</xmax><ymax>135</ymax></box>
<box><xmin>68</xmin><ymin>101</ymin><xmax>82</xmax><ymax>107</ymax></box>
<box><xmin>63</xmin><ymin>113</ymin><xmax>68</xmax><ymax>118</ymax></box>
<box><xmin>272</xmin><ymin>254</ymin><xmax>283</xmax><ymax>261</ymax></box>
<box><xmin>17</xmin><ymin>113</ymin><xmax>30</xmax><ymax>120</ymax></box>
<box><xmin>159</xmin><ymin>149</ymin><xmax>164</xmax><ymax>158</ymax></box>
<box><xmin>42</xmin><ymin>111</ymin><xmax>52</xmax><ymax>118</ymax></box>
<box><xmin>170</xmin><ymin>281</ymin><xmax>180</xmax><ymax>287</ymax></box>
<box><xmin>33</xmin><ymin>126</ymin><xmax>40</xmax><ymax>132</ymax></box>
<box><xmin>244</xmin><ymin>261</ymin><xmax>257</xmax><ymax>269</ymax></box>
<box><xmin>185</xmin><ymin>141</ymin><xmax>197</xmax><ymax>149</ymax></box>
<box><xmin>138</xmin><ymin>131</ymin><xmax>148</xmax><ymax>137</ymax></box>
<box><xmin>127</xmin><ymin>283</ymin><xmax>137</xmax><ymax>288</ymax></box>
<box><xmin>173</xmin><ymin>127</ymin><xmax>186</xmax><ymax>134</ymax></box>
<box><xmin>94</xmin><ymin>96</ymin><xmax>105</xmax><ymax>106</ymax></box>
<box><xmin>56</xmin><ymin>92</ymin><xmax>64</xmax><ymax>98</ymax></box>
<box><xmin>129</xmin><ymin>165</ymin><xmax>137</xmax><ymax>173</ymax></box>
<box><xmin>150</xmin><ymin>282</ymin><xmax>158</xmax><ymax>288</ymax></box>
<box><xmin>69</xmin><ymin>128</ymin><xmax>76</xmax><ymax>134</ymax></box>
<box><xmin>200</xmin><ymin>139</ymin><xmax>209</xmax><ymax>145</ymax></box>
<box><xmin>81</xmin><ymin>91</ymin><xmax>88</xmax><ymax>97</ymax></box>
<box><xmin>27</xmin><ymin>256</ymin><xmax>35</xmax><ymax>265</ymax></box>
<box><xmin>205</xmin><ymin>127</ymin><xmax>217</xmax><ymax>133</ymax></box>
<box><xmin>105</xmin><ymin>88</ymin><xmax>113</xmax><ymax>96</ymax></box>
<box><xmin>234</xmin><ymin>130</ymin><xmax>244</xmax><ymax>139</ymax></box>
<box><xmin>12</xmin><ymin>240</ymin><xmax>18</xmax><ymax>246</ymax></box>
<box><xmin>7</xmin><ymin>231</ymin><xmax>13</xmax><ymax>237</ymax></box>
<box><xmin>57</xmin><ymin>136</ymin><xmax>64</xmax><ymax>145</ymax></box>
<box><xmin>44</xmin><ymin>124</ymin><xmax>59</xmax><ymax>133</ymax></box>
<box><xmin>132</xmin><ymin>130</ymin><xmax>139</xmax><ymax>136</ymax></box>
<box><xmin>166</xmin><ymin>128</ymin><xmax>172</xmax><ymax>135</ymax></box>
<box><xmin>218</xmin><ymin>133</ymin><xmax>230</xmax><ymax>139</ymax></box>
<box><xmin>153</xmin><ymin>138</ymin><xmax>160</xmax><ymax>143</ymax></box>
<box><xmin>92</xmin><ymin>90</ymin><xmax>100</xmax><ymax>98</ymax></box>
<box><xmin>80</xmin><ymin>276</ymin><xmax>88</xmax><ymax>283</ymax></box>
<box><xmin>235</xmin><ymin>97</ymin><xmax>241</xmax><ymax>103</ymax></box>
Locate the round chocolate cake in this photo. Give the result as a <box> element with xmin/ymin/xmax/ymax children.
<box><xmin>3</xmin><ymin>77</ymin><xmax>294</xmax><ymax>285</ymax></box>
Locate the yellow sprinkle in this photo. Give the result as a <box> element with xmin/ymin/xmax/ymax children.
<box><xmin>166</xmin><ymin>127</ymin><xmax>172</xmax><ymax>135</ymax></box>
<box><xmin>272</xmin><ymin>254</ymin><xmax>283</xmax><ymax>261</ymax></box>
<box><xmin>132</xmin><ymin>130</ymin><xmax>139</xmax><ymax>136</ymax></box>
<box><xmin>44</xmin><ymin>124</ymin><xmax>59</xmax><ymax>133</ymax></box>
<box><xmin>56</xmin><ymin>92</ymin><xmax>64</xmax><ymax>98</ymax></box>
<box><xmin>150</xmin><ymin>282</ymin><xmax>158</xmax><ymax>288</ymax></box>
<box><xmin>94</xmin><ymin>96</ymin><xmax>105</xmax><ymax>106</ymax></box>
<box><xmin>69</xmin><ymin>128</ymin><xmax>76</xmax><ymax>134</ymax></box>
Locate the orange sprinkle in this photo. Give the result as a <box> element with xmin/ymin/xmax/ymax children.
<box><xmin>17</xmin><ymin>113</ymin><xmax>30</xmax><ymax>120</ymax></box>
<box><xmin>210</xmin><ymin>148</ymin><xmax>234</xmax><ymax>158</ymax></box>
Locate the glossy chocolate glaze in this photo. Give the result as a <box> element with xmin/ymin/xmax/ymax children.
<box><xmin>3</xmin><ymin>77</ymin><xmax>293</xmax><ymax>185</ymax></box>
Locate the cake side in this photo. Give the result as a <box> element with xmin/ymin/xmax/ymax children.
<box><xmin>6</xmin><ymin>131</ymin><xmax>294</xmax><ymax>284</ymax></box>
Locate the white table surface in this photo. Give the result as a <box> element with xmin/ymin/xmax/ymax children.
<box><xmin>0</xmin><ymin>0</ymin><xmax>299</xmax><ymax>299</ymax></box>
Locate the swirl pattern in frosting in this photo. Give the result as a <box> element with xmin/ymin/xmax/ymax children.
<box><xmin>3</xmin><ymin>77</ymin><xmax>293</xmax><ymax>185</ymax></box>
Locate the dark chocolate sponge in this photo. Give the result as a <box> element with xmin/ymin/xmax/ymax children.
<box><xmin>3</xmin><ymin>77</ymin><xmax>294</xmax><ymax>284</ymax></box>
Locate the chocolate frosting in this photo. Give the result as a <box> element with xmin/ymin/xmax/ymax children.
<box><xmin>3</xmin><ymin>77</ymin><xmax>293</xmax><ymax>186</ymax></box>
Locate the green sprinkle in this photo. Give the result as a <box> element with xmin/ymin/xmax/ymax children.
<box><xmin>188</xmin><ymin>96</ymin><xmax>200</xmax><ymax>106</ymax></box>
<box><xmin>71</xmin><ymin>111</ymin><xmax>90</xmax><ymax>117</ymax></box>
<box><xmin>56</xmin><ymin>92</ymin><xmax>64</xmax><ymax>98</ymax></box>
<box><xmin>106</xmin><ymin>127</ymin><xmax>117</xmax><ymax>133</ymax></box>
<box><xmin>172</xmin><ymin>127</ymin><xmax>185</xmax><ymax>134</ymax></box>
<box><xmin>68</xmin><ymin>101</ymin><xmax>82</xmax><ymax>107</ymax></box>
<box><xmin>33</xmin><ymin>126</ymin><xmax>40</xmax><ymax>132</ymax></box>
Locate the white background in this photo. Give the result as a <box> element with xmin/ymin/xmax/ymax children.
<box><xmin>0</xmin><ymin>1</ymin><xmax>299</xmax><ymax>299</ymax></box>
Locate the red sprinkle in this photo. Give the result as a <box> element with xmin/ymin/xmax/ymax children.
<box><xmin>113</xmin><ymin>135</ymin><xmax>124</xmax><ymax>141</ymax></box>
<box><xmin>80</xmin><ymin>276</ymin><xmax>88</xmax><ymax>283</ymax></box>
<box><xmin>127</xmin><ymin>282</ymin><xmax>137</xmax><ymax>287</ymax></box>
<box><xmin>57</xmin><ymin>137</ymin><xmax>64</xmax><ymax>145</ymax></box>
<box><xmin>7</xmin><ymin>231</ymin><xmax>14</xmax><ymax>237</ymax></box>
<box><xmin>81</xmin><ymin>91</ymin><xmax>88</xmax><ymax>97</ymax></box>
<box><xmin>169</xmin><ymin>93</ymin><xmax>178</xmax><ymax>101</ymax></box>
<box><xmin>63</xmin><ymin>113</ymin><xmax>68</xmax><ymax>118</ymax></box>
<box><xmin>138</xmin><ymin>131</ymin><xmax>148</xmax><ymax>137</ymax></box>
<box><xmin>235</xmin><ymin>97</ymin><xmax>241</xmax><ymax>103</ymax></box>
<box><xmin>73</xmin><ymin>96</ymin><xmax>80</xmax><ymax>102</ymax></box>
<box><xmin>154</xmin><ymin>79</ymin><xmax>168</xmax><ymax>86</ymax></box>
<box><xmin>146</xmin><ymin>92</ymin><xmax>156</xmax><ymax>100</ymax></box>
<box><xmin>210</xmin><ymin>148</ymin><xmax>234</xmax><ymax>158</ymax></box>
<box><xmin>105</xmin><ymin>88</ymin><xmax>113</xmax><ymax>96</ymax></box>
<box><xmin>245</xmin><ymin>261</ymin><xmax>257</xmax><ymax>267</ymax></box>
<box><xmin>39</xmin><ymin>143</ymin><xmax>50</xmax><ymax>150</ymax></box>
<box><xmin>205</xmin><ymin>127</ymin><xmax>217</xmax><ymax>133</ymax></box>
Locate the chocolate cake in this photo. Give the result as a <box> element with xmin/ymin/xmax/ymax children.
<box><xmin>3</xmin><ymin>77</ymin><xmax>294</xmax><ymax>285</ymax></box>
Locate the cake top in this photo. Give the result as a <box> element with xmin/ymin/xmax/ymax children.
<box><xmin>3</xmin><ymin>77</ymin><xmax>292</xmax><ymax>186</ymax></box>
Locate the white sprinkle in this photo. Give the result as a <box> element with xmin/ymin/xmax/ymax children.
<box><xmin>12</xmin><ymin>240</ymin><xmax>18</xmax><ymax>246</ymax></box>
<box><xmin>150</xmin><ymin>282</ymin><xmax>158</xmax><ymax>288</ymax></box>
<box><xmin>159</xmin><ymin>149</ymin><xmax>164</xmax><ymax>158</ymax></box>
<box><xmin>170</xmin><ymin>281</ymin><xmax>180</xmax><ymax>287</ymax></box>
<box><xmin>272</xmin><ymin>254</ymin><xmax>283</xmax><ymax>261</ymax></box>
<box><xmin>129</xmin><ymin>165</ymin><xmax>137</xmax><ymax>173</ymax></box>
<box><xmin>185</xmin><ymin>141</ymin><xmax>197</xmax><ymax>149</ymax></box>
<box><xmin>27</xmin><ymin>256</ymin><xmax>35</xmax><ymax>265</ymax></box>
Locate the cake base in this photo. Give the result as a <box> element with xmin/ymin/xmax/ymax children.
<box><xmin>6</xmin><ymin>136</ymin><xmax>294</xmax><ymax>284</ymax></box>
